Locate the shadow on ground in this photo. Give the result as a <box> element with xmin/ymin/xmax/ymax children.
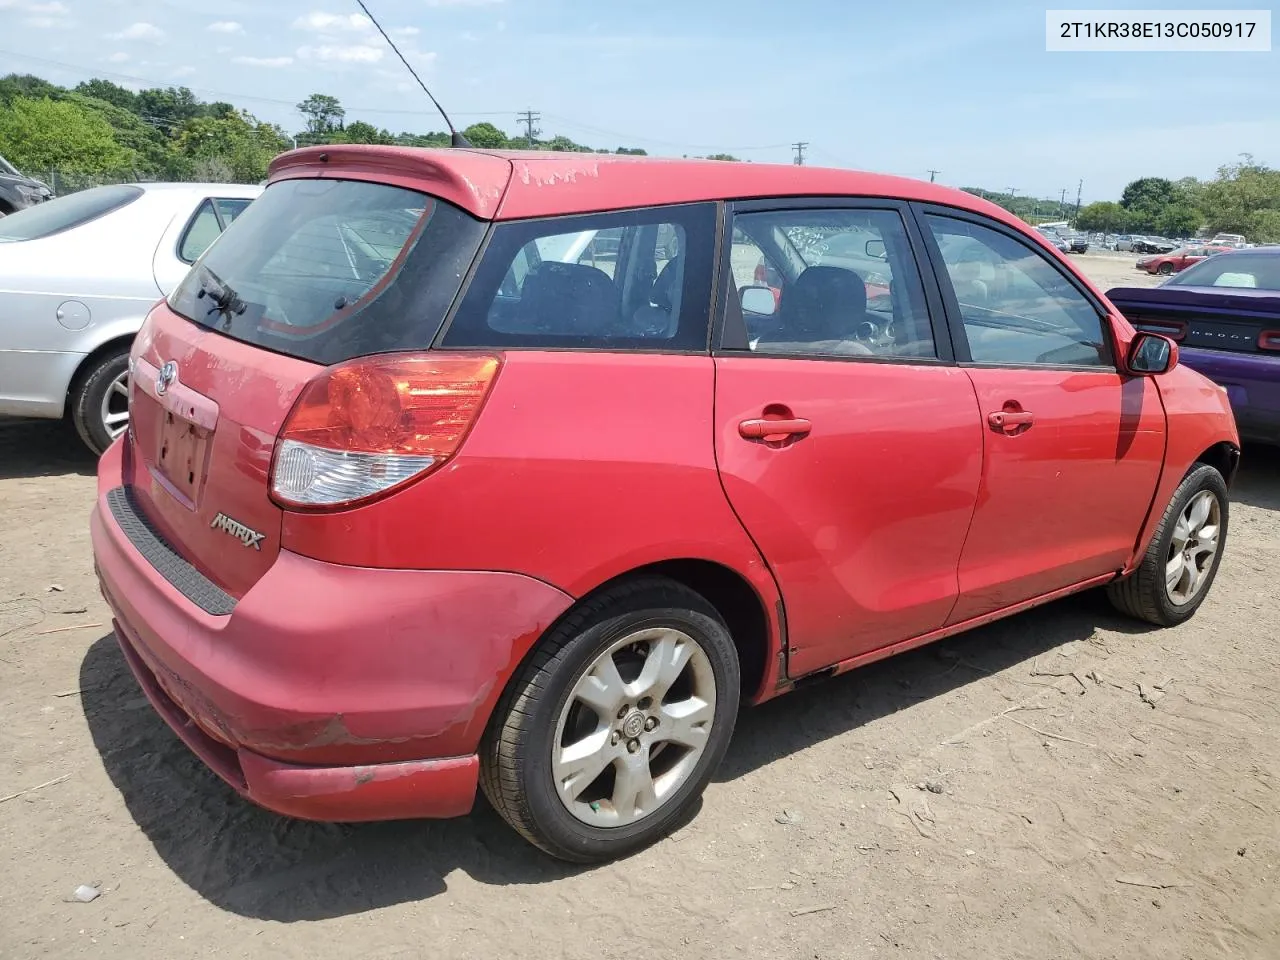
<box><xmin>1233</xmin><ymin>443</ymin><xmax>1280</xmax><ymax>512</ymax></box>
<box><xmin>0</xmin><ymin>419</ymin><xmax>96</xmax><ymax>480</ymax></box>
<box><xmin>81</xmin><ymin>589</ymin><xmax>1146</xmax><ymax>922</ymax></box>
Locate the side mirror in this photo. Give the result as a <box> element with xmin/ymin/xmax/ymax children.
<box><xmin>1128</xmin><ymin>332</ymin><xmax>1178</xmax><ymax>375</ymax></box>
<box><xmin>865</xmin><ymin>239</ymin><xmax>887</xmax><ymax>260</ymax></box>
<box><xmin>740</xmin><ymin>285</ymin><xmax>777</xmax><ymax>316</ymax></box>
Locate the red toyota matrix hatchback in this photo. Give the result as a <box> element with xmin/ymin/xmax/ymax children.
<box><xmin>92</xmin><ymin>148</ymin><xmax>1239</xmax><ymax>862</ymax></box>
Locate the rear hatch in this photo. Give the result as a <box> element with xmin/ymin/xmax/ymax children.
<box><xmin>123</xmin><ymin>172</ymin><xmax>494</xmax><ymax>599</ymax></box>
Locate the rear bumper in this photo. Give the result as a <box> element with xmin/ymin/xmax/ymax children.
<box><xmin>1179</xmin><ymin>347</ymin><xmax>1280</xmax><ymax>443</ymax></box>
<box><xmin>91</xmin><ymin>441</ymin><xmax>576</xmax><ymax>820</ymax></box>
<box><xmin>0</xmin><ymin>348</ymin><xmax>85</xmax><ymax>419</ymax></box>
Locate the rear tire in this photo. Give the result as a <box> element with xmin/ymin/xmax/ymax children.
<box><xmin>70</xmin><ymin>347</ymin><xmax>131</xmax><ymax>456</ymax></box>
<box><xmin>1106</xmin><ymin>464</ymin><xmax>1228</xmax><ymax>626</ymax></box>
<box><xmin>480</xmin><ymin>577</ymin><xmax>740</xmax><ymax>863</ymax></box>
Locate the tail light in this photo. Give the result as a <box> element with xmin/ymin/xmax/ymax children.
<box><xmin>1259</xmin><ymin>330</ymin><xmax>1280</xmax><ymax>351</ymax></box>
<box><xmin>270</xmin><ymin>353</ymin><xmax>501</xmax><ymax>509</ymax></box>
<box><xmin>1134</xmin><ymin>319</ymin><xmax>1187</xmax><ymax>342</ymax></box>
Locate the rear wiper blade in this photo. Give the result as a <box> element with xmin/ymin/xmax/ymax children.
<box><xmin>195</xmin><ymin>266</ymin><xmax>247</xmax><ymax>320</ymax></box>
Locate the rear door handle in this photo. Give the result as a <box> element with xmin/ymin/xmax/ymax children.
<box><xmin>739</xmin><ymin>417</ymin><xmax>812</xmax><ymax>440</ymax></box>
<box><xmin>987</xmin><ymin>410</ymin><xmax>1035</xmax><ymax>432</ymax></box>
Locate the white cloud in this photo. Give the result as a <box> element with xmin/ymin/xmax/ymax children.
<box><xmin>207</xmin><ymin>21</ymin><xmax>243</xmax><ymax>34</ymax></box>
<box><xmin>28</xmin><ymin>1</ymin><xmax>70</xmax><ymax>12</ymax></box>
<box><xmin>233</xmin><ymin>55</ymin><xmax>295</xmax><ymax>68</ymax></box>
<box><xmin>296</xmin><ymin>44</ymin><xmax>383</xmax><ymax>63</ymax></box>
<box><xmin>108</xmin><ymin>22</ymin><xmax>165</xmax><ymax>43</ymax></box>
<box><xmin>391</xmin><ymin>26</ymin><xmax>420</xmax><ymax>37</ymax></box>
<box><xmin>106</xmin><ymin>51</ymin><xmax>130</xmax><ymax>63</ymax></box>
<box><xmin>426</xmin><ymin>0</ymin><xmax>503</xmax><ymax>6</ymax></box>
<box><xmin>11</xmin><ymin>0</ymin><xmax>71</xmax><ymax>27</ymax></box>
<box><xmin>292</xmin><ymin>11</ymin><xmax>371</xmax><ymax>33</ymax></box>
<box><xmin>170</xmin><ymin>65</ymin><xmax>197</xmax><ymax>78</ymax></box>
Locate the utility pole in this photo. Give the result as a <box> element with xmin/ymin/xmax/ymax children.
<box><xmin>1059</xmin><ymin>188</ymin><xmax>1067</xmax><ymax>217</ymax></box>
<box><xmin>1074</xmin><ymin>178</ymin><xmax>1083</xmax><ymax>220</ymax></box>
<box><xmin>517</xmin><ymin>109</ymin><xmax>541</xmax><ymax>147</ymax></box>
<box><xmin>927</xmin><ymin>169</ymin><xmax>940</xmax><ymax>183</ymax></box>
<box><xmin>792</xmin><ymin>141</ymin><xmax>808</xmax><ymax>166</ymax></box>
<box><xmin>1006</xmin><ymin>186</ymin><xmax>1018</xmax><ymax>199</ymax></box>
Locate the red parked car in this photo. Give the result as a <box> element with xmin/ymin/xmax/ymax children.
<box><xmin>1137</xmin><ymin>245</ymin><xmax>1232</xmax><ymax>276</ymax></box>
<box><xmin>91</xmin><ymin>147</ymin><xmax>1240</xmax><ymax>863</ymax></box>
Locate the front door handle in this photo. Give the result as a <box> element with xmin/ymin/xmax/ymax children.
<box><xmin>987</xmin><ymin>410</ymin><xmax>1035</xmax><ymax>432</ymax></box>
<box><xmin>739</xmin><ymin>417</ymin><xmax>812</xmax><ymax>441</ymax></box>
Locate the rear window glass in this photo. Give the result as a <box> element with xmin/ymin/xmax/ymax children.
<box><xmin>0</xmin><ymin>184</ymin><xmax>142</xmax><ymax>242</ymax></box>
<box><xmin>1169</xmin><ymin>253</ymin><xmax>1280</xmax><ymax>291</ymax></box>
<box><xmin>167</xmin><ymin>178</ymin><xmax>486</xmax><ymax>365</ymax></box>
<box><xmin>441</xmin><ymin>203</ymin><xmax>716</xmax><ymax>351</ymax></box>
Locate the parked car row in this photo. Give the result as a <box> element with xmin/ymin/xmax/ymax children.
<box><xmin>76</xmin><ymin>146</ymin><xmax>1244</xmax><ymax>864</ymax></box>
<box><xmin>0</xmin><ymin>154</ymin><xmax>53</xmax><ymax>216</ymax></box>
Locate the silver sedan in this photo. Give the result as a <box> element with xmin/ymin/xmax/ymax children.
<box><xmin>0</xmin><ymin>182</ymin><xmax>262</xmax><ymax>453</ymax></box>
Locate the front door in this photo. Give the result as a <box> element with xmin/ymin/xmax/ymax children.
<box><xmin>920</xmin><ymin>209</ymin><xmax>1166</xmax><ymax>623</ymax></box>
<box><xmin>713</xmin><ymin>201</ymin><xmax>983</xmax><ymax>676</ymax></box>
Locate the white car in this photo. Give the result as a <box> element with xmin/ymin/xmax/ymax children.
<box><xmin>0</xmin><ymin>182</ymin><xmax>262</xmax><ymax>453</ymax></box>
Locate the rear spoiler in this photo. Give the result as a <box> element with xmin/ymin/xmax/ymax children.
<box><xmin>1106</xmin><ymin>285</ymin><xmax>1280</xmax><ymax>319</ymax></box>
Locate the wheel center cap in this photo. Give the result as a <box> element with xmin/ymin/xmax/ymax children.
<box><xmin>622</xmin><ymin>710</ymin><xmax>646</xmax><ymax>739</ymax></box>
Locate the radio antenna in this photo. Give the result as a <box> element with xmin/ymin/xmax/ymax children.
<box><xmin>352</xmin><ymin>0</ymin><xmax>472</xmax><ymax>147</ymax></box>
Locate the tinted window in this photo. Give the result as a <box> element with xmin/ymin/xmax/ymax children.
<box><xmin>727</xmin><ymin>208</ymin><xmax>936</xmax><ymax>359</ymax></box>
<box><xmin>443</xmin><ymin>203</ymin><xmax>715</xmax><ymax>351</ymax></box>
<box><xmin>168</xmin><ymin>178</ymin><xmax>486</xmax><ymax>365</ymax></box>
<box><xmin>1169</xmin><ymin>253</ymin><xmax>1280</xmax><ymax>290</ymax></box>
<box><xmin>926</xmin><ymin>215</ymin><xmax>1110</xmax><ymax>367</ymax></box>
<box><xmin>0</xmin><ymin>185</ymin><xmax>142</xmax><ymax>242</ymax></box>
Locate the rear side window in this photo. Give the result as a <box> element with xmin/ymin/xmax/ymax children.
<box><xmin>168</xmin><ymin>178</ymin><xmax>487</xmax><ymax>365</ymax></box>
<box><xmin>0</xmin><ymin>184</ymin><xmax>142</xmax><ymax>242</ymax></box>
<box><xmin>179</xmin><ymin>197</ymin><xmax>254</xmax><ymax>263</ymax></box>
<box><xmin>442</xmin><ymin>203</ymin><xmax>717</xmax><ymax>351</ymax></box>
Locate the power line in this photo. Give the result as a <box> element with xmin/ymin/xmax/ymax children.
<box><xmin>792</xmin><ymin>141</ymin><xmax>808</xmax><ymax>166</ymax></box>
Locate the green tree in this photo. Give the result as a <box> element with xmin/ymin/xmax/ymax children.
<box><xmin>545</xmin><ymin>135</ymin><xmax>586</xmax><ymax>152</ymax></box>
<box><xmin>1198</xmin><ymin>155</ymin><xmax>1280</xmax><ymax>242</ymax></box>
<box><xmin>0</xmin><ymin>96</ymin><xmax>138</xmax><ymax>174</ymax></box>
<box><xmin>1075</xmin><ymin>201</ymin><xmax>1129</xmax><ymax>234</ymax></box>
<box><xmin>297</xmin><ymin>93</ymin><xmax>345</xmax><ymax>135</ymax></box>
<box><xmin>615</xmin><ymin>147</ymin><xmax>647</xmax><ymax>155</ymax></box>
<box><xmin>175</xmin><ymin>111</ymin><xmax>288</xmax><ymax>182</ymax></box>
<box><xmin>704</xmin><ymin>153</ymin><xmax>740</xmax><ymax>161</ymax></box>
<box><xmin>462</xmin><ymin>122</ymin><xmax>509</xmax><ymax>149</ymax></box>
<box><xmin>333</xmin><ymin>120</ymin><xmax>394</xmax><ymax>145</ymax></box>
<box><xmin>1119</xmin><ymin>176</ymin><xmax>1184</xmax><ymax>233</ymax></box>
<box><xmin>73</xmin><ymin>79</ymin><xmax>139</xmax><ymax>112</ymax></box>
<box><xmin>136</xmin><ymin>86</ymin><xmax>204</xmax><ymax>126</ymax></box>
<box><xmin>0</xmin><ymin>73</ymin><xmax>60</xmax><ymax>103</ymax></box>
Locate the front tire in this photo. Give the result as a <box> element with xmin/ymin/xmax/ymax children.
<box><xmin>1107</xmin><ymin>464</ymin><xmax>1228</xmax><ymax>626</ymax></box>
<box><xmin>70</xmin><ymin>348</ymin><xmax>130</xmax><ymax>456</ymax></box>
<box><xmin>1157</xmin><ymin>262</ymin><xmax>1175</xmax><ymax>276</ymax></box>
<box><xmin>480</xmin><ymin>577</ymin><xmax>741</xmax><ymax>863</ymax></box>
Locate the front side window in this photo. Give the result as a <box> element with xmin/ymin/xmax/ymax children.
<box><xmin>443</xmin><ymin>203</ymin><xmax>716</xmax><ymax>351</ymax></box>
<box><xmin>726</xmin><ymin>207</ymin><xmax>936</xmax><ymax>359</ymax></box>
<box><xmin>168</xmin><ymin>178</ymin><xmax>487</xmax><ymax>364</ymax></box>
<box><xmin>925</xmin><ymin>215</ymin><xmax>1111</xmax><ymax>368</ymax></box>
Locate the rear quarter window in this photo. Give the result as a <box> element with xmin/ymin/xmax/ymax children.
<box><xmin>441</xmin><ymin>203</ymin><xmax>717</xmax><ymax>352</ymax></box>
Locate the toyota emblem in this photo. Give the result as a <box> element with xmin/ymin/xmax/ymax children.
<box><xmin>156</xmin><ymin>360</ymin><xmax>178</xmax><ymax>397</ymax></box>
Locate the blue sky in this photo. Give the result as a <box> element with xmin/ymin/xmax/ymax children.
<box><xmin>0</xmin><ymin>0</ymin><xmax>1274</xmax><ymax>200</ymax></box>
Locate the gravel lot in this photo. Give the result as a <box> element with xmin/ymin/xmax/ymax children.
<box><xmin>1</xmin><ymin>254</ymin><xmax>1276</xmax><ymax>960</ymax></box>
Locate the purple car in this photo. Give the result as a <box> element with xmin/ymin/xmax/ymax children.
<box><xmin>1108</xmin><ymin>247</ymin><xmax>1280</xmax><ymax>445</ymax></box>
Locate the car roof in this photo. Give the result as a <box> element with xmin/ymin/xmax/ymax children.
<box><xmin>134</xmin><ymin>182</ymin><xmax>263</xmax><ymax>198</ymax></box>
<box><xmin>267</xmin><ymin>145</ymin><xmax>1024</xmax><ymax>228</ymax></box>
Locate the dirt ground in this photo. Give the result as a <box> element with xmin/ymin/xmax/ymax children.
<box><xmin>2</xmin><ymin>253</ymin><xmax>1277</xmax><ymax>960</ymax></box>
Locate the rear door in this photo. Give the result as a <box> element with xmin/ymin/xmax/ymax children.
<box><xmin>918</xmin><ymin>207</ymin><xmax>1166</xmax><ymax>624</ymax></box>
<box><xmin>712</xmin><ymin>200</ymin><xmax>983</xmax><ymax>675</ymax></box>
